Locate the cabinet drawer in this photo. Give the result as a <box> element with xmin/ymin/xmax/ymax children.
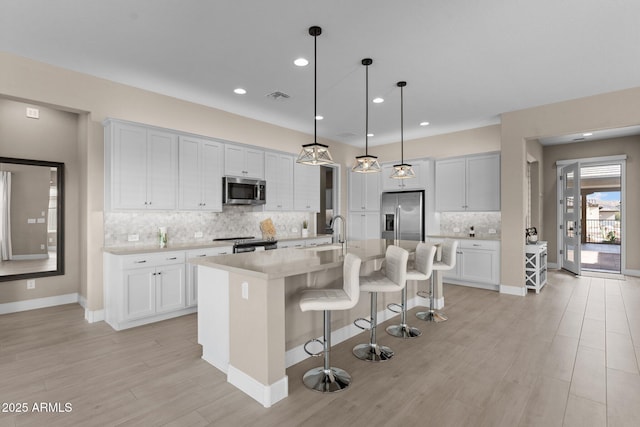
<box><xmin>460</xmin><ymin>240</ymin><xmax>500</xmax><ymax>251</ymax></box>
<box><xmin>186</xmin><ymin>247</ymin><xmax>232</xmax><ymax>260</ymax></box>
<box><xmin>122</xmin><ymin>251</ymin><xmax>185</xmax><ymax>269</ymax></box>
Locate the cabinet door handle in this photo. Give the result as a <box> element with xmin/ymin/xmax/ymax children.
<box><xmin>134</xmin><ymin>260</ymin><xmax>147</xmax><ymax>264</ymax></box>
<box><xmin>472</xmin><ymin>244</ymin><xmax>481</xmax><ymax>247</ymax></box>
<box><xmin>157</xmin><ymin>272</ymin><xmax>162</xmax><ymax>275</ymax></box>
<box><xmin>167</xmin><ymin>257</ymin><xmax>177</xmax><ymax>260</ymax></box>
<box><xmin>219</xmin><ymin>252</ymin><xmax>228</xmax><ymax>255</ymax></box>
<box><xmin>196</xmin><ymin>254</ymin><xmax>206</xmax><ymax>257</ymax></box>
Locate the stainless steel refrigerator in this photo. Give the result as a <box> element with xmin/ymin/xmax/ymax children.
<box><xmin>381</xmin><ymin>190</ymin><xmax>425</xmax><ymax>241</ymax></box>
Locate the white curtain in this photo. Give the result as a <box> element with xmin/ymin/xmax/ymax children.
<box><xmin>0</xmin><ymin>171</ymin><xmax>12</xmax><ymax>261</ymax></box>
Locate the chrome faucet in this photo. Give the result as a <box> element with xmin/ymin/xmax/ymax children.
<box><xmin>331</xmin><ymin>215</ymin><xmax>347</xmax><ymax>252</ymax></box>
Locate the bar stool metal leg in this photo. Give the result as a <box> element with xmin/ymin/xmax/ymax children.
<box><xmin>386</xmin><ymin>287</ymin><xmax>422</xmax><ymax>338</ymax></box>
<box><xmin>353</xmin><ymin>292</ymin><xmax>394</xmax><ymax>362</ymax></box>
<box><xmin>302</xmin><ymin>311</ymin><xmax>352</xmax><ymax>392</ymax></box>
<box><xmin>416</xmin><ymin>272</ymin><xmax>448</xmax><ymax>322</ymax></box>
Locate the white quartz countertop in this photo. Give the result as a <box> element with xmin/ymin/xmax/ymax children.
<box><xmin>191</xmin><ymin>239</ymin><xmax>419</xmax><ymax>280</ymax></box>
<box><xmin>103</xmin><ymin>234</ymin><xmax>333</xmax><ymax>255</ymax></box>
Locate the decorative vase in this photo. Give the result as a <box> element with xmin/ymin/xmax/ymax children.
<box><xmin>302</xmin><ymin>229</ymin><xmax>309</xmax><ymax>238</ymax></box>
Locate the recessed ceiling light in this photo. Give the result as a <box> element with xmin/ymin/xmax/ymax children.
<box><xmin>234</xmin><ymin>88</ymin><xmax>247</xmax><ymax>95</ymax></box>
<box><xmin>294</xmin><ymin>58</ymin><xmax>309</xmax><ymax>66</ymax></box>
<box><xmin>372</xmin><ymin>97</ymin><xmax>384</xmax><ymax>104</ymax></box>
<box><xmin>583</xmin><ymin>132</ymin><xmax>593</xmax><ymax>137</ymax></box>
<box><xmin>315</xmin><ymin>115</ymin><xmax>323</xmax><ymax>120</ymax></box>
<box><xmin>367</xmin><ymin>133</ymin><xmax>374</xmax><ymax>137</ymax></box>
<box><xmin>420</xmin><ymin>121</ymin><xmax>430</xmax><ymax>126</ymax></box>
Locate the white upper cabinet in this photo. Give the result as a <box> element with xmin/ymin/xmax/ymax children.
<box><xmin>348</xmin><ymin>171</ymin><xmax>380</xmax><ymax>211</ymax></box>
<box><xmin>381</xmin><ymin>160</ymin><xmax>426</xmax><ymax>191</ymax></box>
<box><xmin>224</xmin><ymin>144</ymin><xmax>264</xmax><ymax>179</ymax></box>
<box><xmin>264</xmin><ymin>152</ymin><xmax>294</xmax><ymax>211</ymax></box>
<box><xmin>106</xmin><ymin>120</ymin><xmax>178</xmax><ymax>211</ymax></box>
<box><xmin>293</xmin><ymin>163</ymin><xmax>320</xmax><ymax>212</ymax></box>
<box><xmin>435</xmin><ymin>153</ymin><xmax>500</xmax><ymax>211</ymax></box>
<box><xmin>178</xmin><ymin>136</ymin><xmax>223</xmax><ymax>211</ymax></box>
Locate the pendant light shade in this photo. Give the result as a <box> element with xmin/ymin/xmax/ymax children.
<box><xmin>390</xmin><ymin>81</ymin><xmax>415</xmax><ymax>179</ymax></box>
<box><xmin>297</xmin><ymin>26</ymin><xmax>334</xmax><ymax>166</ymax></box>
<box><xmin>352</xmin><ymin>58</ymin><xmax>381</xmax><ymax>173</ymax></box>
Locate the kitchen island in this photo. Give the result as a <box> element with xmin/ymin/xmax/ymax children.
<box><xmin>191</xmin><ymin>239</ymin><xmax>419</xmax><ymax>407</ymax></box>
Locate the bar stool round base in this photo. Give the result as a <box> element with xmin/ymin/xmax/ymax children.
<box><xmin>386</xmin><ymin>324</ymin><xmax>422</xmax><ymax>338</ymax></box>
<box><xmin>302</xmin><ymin>367</ymin><xmax>351</xmax><ymax>393</ymax></box>
<box><xmin>416</xmin><ymin>310</ymin><xmax>448</xmax><ymax>322</ymax></box>
<box><xmin>352</xmin><ymin>343</ymin><xmax>394</xmax><ymax>362</ymax></box>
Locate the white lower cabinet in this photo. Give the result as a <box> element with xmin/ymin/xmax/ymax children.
<box><xmin>105</xmin><ymin>246</ymin><xmax>231</xmax><ymax>330</ymax></box>
<box><xmin>185</xmin><ymin>247</ymin><xmax>232</xmax><ymax>307</ymax></box>
<box><xmin>441</xmin><ymin>239</ymin><xmax>500</xmax><ymax>289</ymax></box>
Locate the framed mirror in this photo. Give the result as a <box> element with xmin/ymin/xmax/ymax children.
<box><xmin>0</xmin><ymin>157</ymin><xmax>64</xmax><ymax>282</ymax></box>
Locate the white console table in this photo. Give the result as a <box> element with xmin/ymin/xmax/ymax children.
<box><xmin>525</xmin><ymin>241</ymin><xmax>547</xmax><ymax>293</ymax></box>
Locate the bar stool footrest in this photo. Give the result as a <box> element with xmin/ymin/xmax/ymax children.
<box><xmin>303</xmin><ymin>338</ymin><xmax>325</xmax><ymax>357</ymax></box>
<box><xmin>416</xmin><ymin>290</ymin><xmax>430</xmax><ymax>299</ymax></box>
<box><xmin>386</xmin><ymin>303</ymin><xmax>403</xmax><ymax>314</ymax></box>
<box><xmin>353</xmin><ymin>317</ymin><xmax>371</xmax><ymax>330</ymax></box>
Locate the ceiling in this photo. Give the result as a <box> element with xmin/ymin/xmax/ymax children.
<box><xmin>3</xmin><ymin>0</ymin><xmax>640</xmax><ymax>147</ymax></box>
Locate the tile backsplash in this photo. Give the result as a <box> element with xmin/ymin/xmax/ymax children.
<box><xmin>104</xmin><ymin>206</ymin><xmax>315</xmax><ymax>247</ymax></box>
<box><xmin>439</xmin><ymin>212</ymin><xmax>501</xmax><ymax>238</ymax></box>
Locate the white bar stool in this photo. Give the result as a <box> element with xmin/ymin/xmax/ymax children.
<box><xmin>353</xmin><ymin>245</ymin><xmax>409</xmax><ymax>362</ymax></box>
<box><xmin>387</xmin><ymin>242</ymin><xmax>437</xmax><ymax>338</ymax></box>
<box><xmin>299</xmin><ymin>253</ymin><xmax>362</xmax><ymax>392</ymax></box>
<box><xmin>417</xmin><ymin>239</ymin><xmax>458</xmax><ymax>323</ymax></box>
<box><xmin>392</xmin><ymin>242</ymin><xmax>437</xmax><ymax>331</ymax></box>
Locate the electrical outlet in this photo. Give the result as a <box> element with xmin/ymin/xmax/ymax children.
<box><xmin>40</xmin><ymin>244</ymin><xmax>45</xmax><ymax>250</ymax></box>
<box><xmin>488</xmin><ymin>228</ymin><xmax>496</xmax><ymax>234</ymax></box>
<box><xmin>27</xmin><ymin>279</ymin><xmax>35</xmax><ymax>289</ymax></box>
<box><xmin>27</xmin><ymin>218</ymin><xmax>36</xmax><ymax>224</ymax></box>
<box><xmin>194</xmin><ymin>231</ymin><xmax>204</xmax><ymax>238</ymax></box>
<box><xmin>127</xmin><ymin>234</ymin><xmax>139</xmax><ymax>242</ymax></box>
<box><xmin>37</xmin><ymin>218</ymin><xmax>45</xmax><ymax>223</ymax></box>
<box><xmin>453</xmin><ymin>227</ymin><xmax>461</xmax><ymax>233</ymax></box>
<box><xmin>241</xmin><ymin>282</ymin><xmax>249</xmax><ymax>299</ymax></box>
<box><xmin>26</xmin><ymin>107</ymin><xmax>40</xmax><ymax>119</ymax></box>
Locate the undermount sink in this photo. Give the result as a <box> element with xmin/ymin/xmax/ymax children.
<box><xmin>303</xmin><ymin>244</ymin><xmax>343</xmax><ymax>252</ymax></box>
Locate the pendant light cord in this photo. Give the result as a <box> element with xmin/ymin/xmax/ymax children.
<box><xmin>314</xmin><ymin>31</ymin><xmax>317</xmax><ymax>144</ymax></box>
<box><xmin>365</xmin><ymin>62</ymin><xmax>369</xmax><ymax>155</ymax></box>
<box><xmin>400</xmin><ymin>84</ymin><xmax>404</xmax><ymax>163</ymax></box>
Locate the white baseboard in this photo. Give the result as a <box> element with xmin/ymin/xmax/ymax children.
<box><xmin>623</xmin><ymin>268</ymin><xmax>640</xmax><ymax>277</ymax></box>
<box><xmin>0</xmin><ymin>293</ymin><xmax>79</xmax><ymax>315</ymax></box>
<box><xmin>77</xmin><ymin>295</ymin><xmax>104</xmax><ymax>323</ymax></box>
<box><xmin>499</xmin><ymin>284</ymin><xmax>527</xmax><ymax>296</ymax></box>
<box><xmin>227</xmin><ymin>364</ymin><xmax>288</xmax><ymax>408</ymax></box>
<box><xmin>85</xmin><ymin>309</ymin><xmax>104</xmax><ymax>323</ymax></box>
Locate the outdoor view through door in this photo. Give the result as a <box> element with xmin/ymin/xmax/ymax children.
<box><xmin>560</xmin><ymin>161</ymin><xmax>622</xmax><ymax>275</ymax></box>
<box><xmin>580</xmin><ymin>164</ymin><xmax>621</xmax><ymax>273</ymax></box>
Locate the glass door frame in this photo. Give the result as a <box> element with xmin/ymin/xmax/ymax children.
<box><xmin>556</xmin><ymin>155</ymin><xmax>627</xmax><ymax>275</ymax></box>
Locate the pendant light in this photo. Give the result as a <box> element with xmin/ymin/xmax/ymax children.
<box><xmin>352</xmin><ymin>58</ymin><xmax>381</xmax><ymax>173</ymax></box>
<box><xmin>297</xmin><ymin>26</ymin><xmax>334</xmax><ymax>166</ymax></box>
<box><xmin>390</xmin><ymin>81</ymin><xmax>415</xmax><ymax>179</ymax></box>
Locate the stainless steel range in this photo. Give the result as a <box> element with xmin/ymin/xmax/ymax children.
<box><xmin>213</xmin><ymin>236</ymin><xmax>278</xmax><ymax>253</ymax></box>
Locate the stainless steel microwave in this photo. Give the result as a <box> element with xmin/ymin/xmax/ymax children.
<box><xmin>223</xmin><ymin>176</ymin><xmax>266</xmax><ymax>205</ymax></box>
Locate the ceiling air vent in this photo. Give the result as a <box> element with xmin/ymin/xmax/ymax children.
<box><xmin>266</xmin><ymin>91</ymin><xmax>290</xmax><ymax>100</ymax></box>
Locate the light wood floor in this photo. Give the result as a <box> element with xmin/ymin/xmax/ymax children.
<box><xmin>1</xmin><ymin>270</ymin><xmax>639</xmax><ymax>426</ymax></box>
